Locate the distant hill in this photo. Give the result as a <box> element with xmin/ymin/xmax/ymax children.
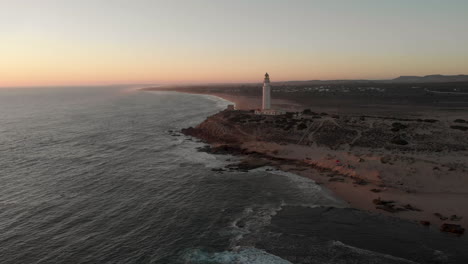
<box><xmin>391</xmin><ymin>74</ymin><xmax>468</xmax><ymax>83</ymax></box>
<box><xmin>270</xmin><ymin>74</ymin><xmax>468</xmax><ymax>86</ymax></box>
<box><xmin>274</xmin><ymin>79</ymin><xmax>374</xmax><ymax>86</ymax></box>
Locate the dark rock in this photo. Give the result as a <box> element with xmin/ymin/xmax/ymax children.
<box><xmin>376</xmin><ymin>205</ymin><xmax>405</xmax><ymax>213</ymax></box>
<box><xmin>380</xmin><ymin>156</ymin><xmax>392</xmax><ymax>164</ymax></box>
<box><xmin>450</xmin><ymin>125</ymin><xmax>468</xmax><ymax>131</ymax></box>
<box><xmin>236</xmin><ymin>220</ymin><xmax>246</xmax><ymax>228</ymax></box>
<box><xmin>211</xmin><ymin>145</ymin><xmax>244</xmax><ymax>155</ymax></box>
<box><xmin>403</xmin><ymin>204</ymin><xmax>422</xmax><ymax>212</ymax></box>
<box><xmin>353</xmin><ymin>179</ymin><xmax>368</xmax><ymax>185</ymax></box>
<box><xmin>370</xmin><ymin>188</ymin><xmax>382</xmax><ymax>193</ymax></box>
<box><xmin>181</xmin><ymin>126</ymin><xmax>196</xmax><ymax>135</ymax></box>
<box><xmin>196</xmin><ymin>145</ymin><xmax>212</xmax><ymax>153</ymax></box>
<box><xmin>373</xmin><ymin>198</ymin><xmax>395</xmax><ymax>206</ymax></box>
<box><xmin>391</xmin><ymin>136</ymin><xmax>409</xmax><ymax>145</ymax></box>
<box><xmin>197</xmin><ymin>144</ymin><xmax>247</xmax><ymax>156</ymax></box>
<box><xmin>373</xmin><ymin>198</ymin><xmax>408</xmax><ymax>213</ymax></box>
<box><xmin>297</xmin><ymin>123</ymin><xmax>307</xmax><ymax>130</ymax></box>
<box><xmin>420</xmin><ymin>221</ymin><xmax>431</xmax><ymax>226</ymax></box>
<box><xmin>392</xmin><ymin>122</ymin><xmax>408</xmax><ymax>130</ymax></box>
<box><xmin>453</xmin><ymin>119</ymin><xmax>466</xmax><ymax>123</ymax></box>
<box><xmin>440</xmin><ymin>224</ymin><xmax>465</xmax><ymax>235</ymax></box>
<box><xmin>225</xmin><ymin>158</ymin><xmax>271</xmax><ymax>171</ymax></box>
<box><xmin>450</xmin><ymin>215</ymin><xmax>463</xmax><ymax>221</ymax></box>
<box><xmin>329</xmin><ymin>177</ymin><xmax>345</xmax><ymax>182</ymax></box>
<box><xmin>434</xmin><ymin>213</ymin><xmax>448</xmax><ymax>221</ymax></box>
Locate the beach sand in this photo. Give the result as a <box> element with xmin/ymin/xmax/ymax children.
<box><xmin>240</xmin><ymin>141</ymin><xmax>468</xmax><ymax>230</ymax></box>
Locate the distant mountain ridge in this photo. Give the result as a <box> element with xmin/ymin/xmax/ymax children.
<box><xmin>271</xmin><ymin>74</ymin><xmax>468</xmax><ymax>85</ymax></box>
<box><xmin>392</xmin><ymin>74</ymin><xmax>468</xmax><ymax>83</ymax></box>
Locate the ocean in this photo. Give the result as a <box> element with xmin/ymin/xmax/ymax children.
<box><xmin>0</xmin><ymin>86</ymin><xmax>467</xmax><ymax>263</ymax></box>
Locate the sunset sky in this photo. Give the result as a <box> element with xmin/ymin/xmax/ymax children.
<box><xmin>1</xmin><ymin>0</ymin><xmax>468</xmax><ymax>87</ymax></box>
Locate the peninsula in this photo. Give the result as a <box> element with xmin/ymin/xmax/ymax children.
<box><xmin>145</xmin><ymin>74</ymin><xmax>468</xmax><ymax>235</ymax></box>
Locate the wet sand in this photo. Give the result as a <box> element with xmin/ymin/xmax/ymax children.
<box><xmin>240</xmin><ymin>141</ymin><xmax>468</xmax><ymax>230</ymax></box>
<box><xmin>256</xmin><ymin>206</ymin><xmax>468</xmax><ymax>263</ymax></box>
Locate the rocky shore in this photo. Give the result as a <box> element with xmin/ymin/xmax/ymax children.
<box><xmin>182</xmin><ymin>109</ymin><xmax>468</xmax><ymax>236</ymax></box>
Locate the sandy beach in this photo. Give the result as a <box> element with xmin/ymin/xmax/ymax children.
<box><xmin>141</xmin><ymin>86</ymin><xmax>303</xmax><ymax>111</ymax></box>
<box><xmin>241</xmin><ymin>141</ymin><xmax>468</xmax><ymax>230</ymax></box>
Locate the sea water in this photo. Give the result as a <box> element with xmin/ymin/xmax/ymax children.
<box><xmin>0</xmin><ymin>86</ymin><xmax>466</xmax><ymax>263</ymax></box>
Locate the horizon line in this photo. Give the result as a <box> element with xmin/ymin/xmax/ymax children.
<box><xmin>1</xmin><ymin>73</ymin><xmax>467</xmax><ymax>89</ymax></box>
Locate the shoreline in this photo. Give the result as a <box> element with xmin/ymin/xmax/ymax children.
<box><xmin>141</xmin><ymin>87</ymin><xmax>467</xmax><ymax>235</ymax></box>
<box><xmin>196</xmin><ymin>141</ymin><xmax>468</xmax><ymax>233</ymax></box>
<box><xmin>141</xmin><ymin>86</ymin><xmax>303</xmax><ymax>111</ymax></box>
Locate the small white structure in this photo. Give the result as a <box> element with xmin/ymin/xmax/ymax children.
<box><xmin>226</xmin><ymin>104</ymin><xmax>236</xmax><ymax>111</ymax></box>
<box><xmin>255</xmin><ymin>72</ymin><xmax>285</xmax><ymax>115</ymax></box>
<box><xmin>254</xmin><ymin>109</ymin><xmax>285</xmax><ymax>115</ymax></box>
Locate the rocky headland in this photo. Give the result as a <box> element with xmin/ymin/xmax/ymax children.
<box><xmin>182</xmin><ymin>109</ymin><xmax>468</xmax><ymax>235</ymax></box>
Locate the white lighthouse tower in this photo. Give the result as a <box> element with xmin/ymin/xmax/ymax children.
<box><xmin>255</xmin><ymin>72</ymin><xmax>284</xmax><ymax>115</ymax></box>
<box><xmin>262</xmin><ymin>72</ymin><xmax>271</xmax><ymax>110</ymax></box>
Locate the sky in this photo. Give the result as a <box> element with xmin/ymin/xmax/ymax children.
<box><xmin>1</xmin><ymin>0</ymin><xmax>468</xmax><ymax>87</ymax></box>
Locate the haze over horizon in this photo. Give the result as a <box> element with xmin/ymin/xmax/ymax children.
<box><xmin>1</xmin><ymin>0</ymin><xmax>468</xmax><ymax>87</ymax></box>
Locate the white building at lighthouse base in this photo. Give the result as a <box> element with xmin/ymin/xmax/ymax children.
<box><xmin>254</xmin><ymin>109</ymin><xmax>285</xmax><ymax>115</ymax></box>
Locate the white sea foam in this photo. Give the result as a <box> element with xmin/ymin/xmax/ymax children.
<box><xmin>183</xmin><ymin>248</ymin><xmax>292</xmax><ymax>264</ymax></box>
<box><xmin>197</xmin><ymin>93</ymin><xmax>234</xmax><ymax>110</ymax></box>
<box><xmin>254</xmin><ymin>166</ymin><xmax>348</xmax><ymax>208</ymax></box>
<box><xmin>144</xmin><ymin>90</ymin><xmax>231</xmax><ymax>112</ymax></box>
<box><xmin>170</xmin><ymin>138</ymin><xmax>240</xmax><ymax>169</ymax></box>
<box><xmin>226</xmin><ymin>203</ymin><xmax>283</xmax><ymax>248</ymax></box>
<box><xmin>330</xmin><ymin>241</ymin><xmax>418</xmax><ymax>264</ymax></box>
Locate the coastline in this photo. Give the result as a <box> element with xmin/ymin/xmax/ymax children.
<box><xmin>141</xmin><ymin>87</ymin><xmax>467</xmax><ymax>235</ymax></box>
<box><xmin>196</xmin><ymin>139</ymin><xmax>468</xmax><ymax>232</ymax></box>
<box><xmin>141</xmin><ymin>86</ymin><xmax>303</xmax><ymax>111</ymax></box>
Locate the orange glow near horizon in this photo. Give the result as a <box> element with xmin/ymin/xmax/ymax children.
<box><xmin>1</xmin><ymin>41</ymin><xmax>467</xmax><ymax>87</ymax></box>
<box><xmin>2</xmin><ymin>42</ymin><xmax>466</xmax><ymax>87</ymax></box>
<box><xmin>1</xmin><ymin>1</ymin><xmax>468</xmax><ymax>88</ymax></box>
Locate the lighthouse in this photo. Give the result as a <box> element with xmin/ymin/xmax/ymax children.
<box><xmin>255</xmin><ymin>72</ymin><xmax>284</xmax><ymax>115</ymax></box>
<box><xmin>262</xmin><ymin>72</ymin><xmax>271</xmax><ymax>110</ymax></box>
